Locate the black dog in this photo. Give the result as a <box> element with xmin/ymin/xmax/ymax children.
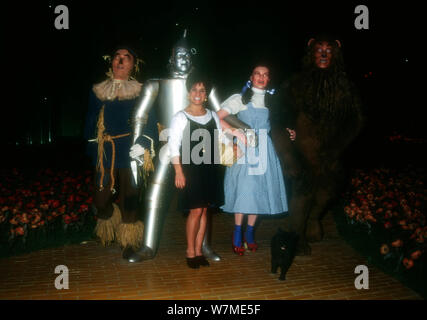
<box><xmin>271</xmin><ymin>228</ymin><xmax>299</xmax><ymax>281</ymax></box>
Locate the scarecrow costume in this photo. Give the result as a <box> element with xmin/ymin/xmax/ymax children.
<box><xmin>84</xmin><ymin>45</ymin><xmax>158</xmax><ymax>259</ymax></box>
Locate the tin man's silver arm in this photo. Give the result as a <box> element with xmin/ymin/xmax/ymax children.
<box><xmin>132</xmin><ymin>81</ymin><xmax>159</xmax><ymax>143</ymax></box>
<box><xmin>208</xmin><ymin>87</ymin><xmax>257</xmax><ymax>147</ymax></box>
<box><xmin>130</xmin><ymin>81</ymin><xmax>159</xmax><ymax>185</ymax></box>
<box><xmin>209</xmin><ymin>87</ymin><xmax>249</xmax><ymax>130</ymax></box>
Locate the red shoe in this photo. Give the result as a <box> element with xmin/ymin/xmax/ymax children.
<box><xmin>232</xmin><ymin>234</ymin><xmax>245</xmax><ymax>256</ymax></box>
<box><xmin>243</xmin><ymin>238</ymin><xmax>258</xmax><ymax>252</ymax></box>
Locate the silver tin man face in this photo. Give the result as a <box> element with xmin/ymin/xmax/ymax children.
<box><xmin>170</xmin><ymin>46</ymin><xmax>193</xmax><ymax>77</ymax></box>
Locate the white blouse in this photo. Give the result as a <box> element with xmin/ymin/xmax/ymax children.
<box><xmin>168</xmin><ymin>109</ymin><xmax>229</xmax><ymax>158</ymax></box>
<box><xmin>220</xmin><ymin>87</ymin><xmax>267</xmax><ymax>115</ymax></box>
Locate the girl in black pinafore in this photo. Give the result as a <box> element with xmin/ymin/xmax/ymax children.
<box><xmin>179</xmin><ymin>112</ymin><xmax>224</xmax><ymax>211</ymax></box>
<box><xmin>169</xmin><ymin>75</ymin><xmax>225</xmax><ymax>269</ymax></box>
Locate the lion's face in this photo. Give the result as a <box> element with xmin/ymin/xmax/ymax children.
<box><xmin>313</xmin><ymin>41</ymin><xmax>333</xmax><ymax>69</ymax></box>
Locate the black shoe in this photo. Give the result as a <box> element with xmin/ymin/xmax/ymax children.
<box><xmin>186</xmin><ymin>257</ymin><xmax>200</xmax><ymax>269</ymax></box>
<box><xmin>196</xmin><ymin>255</ymin><xmax>210</xmax><ymax>267</ymax></box>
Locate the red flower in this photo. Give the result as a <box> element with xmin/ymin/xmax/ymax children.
<box><xmin>63</xmin><ymin>215</ymin><xmax>72</xmax><ymax>224</ymax></box>
<box><xmin>32</xmin><ymin>215</ymin><xmax>41</xmax><ymax>224</ymax></box>
<box><xmin>50</xmin><ymin>200</ymin><xmax>60</xmax><ymax>209</ymax></box>
<box><xmin>391</xmin><ymin>239</ymin><xmax>403</xmax><ymax>247</ymax></box>
<box><xmin>15</xmin><ymin>226</ymin><xmax>25</xmax><ymax>236</ymax></box>
<box><xmin>415</xmin><ymin>228</ymin><xmax>423</xmax><ymax>236</ymax></box>
<box><xmin>384</xmin><ymin>221</ymin><xmax>393</xmax><ymax>229</ymax></box>
<box><xmin>403</xmin><ymin>258</ymin><xmax>414</xmax><ymax>269</ymax></box>
<box><xmin>411</xmin><ymin>250</ymin><xmax>422</xmax><ymax>260</ymax></box>
<box><xmin>58</xmin><ymin>205</ymin><xmax>66</xmax><ymax>214</ymax></box>
<box><xmin>366</xmin><ymin>215</ymin><xmax>377</xmax><ymax>223</ymax></box>
<box><xmin>384</xmin><ymin>210</ymin><xmax>393</xmax><ymax>219</ymax></box>
<box><xmin>20</xmin><ymin>213</ymin><xmax>30</xmax><ymax>224</ymax></box>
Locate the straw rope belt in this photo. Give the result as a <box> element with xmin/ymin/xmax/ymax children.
<box><xmin>96</xmin><ymin>105</ymin><xmax>130</xmax><ymax>193</ymax></box>
<box><xmin>97</xmin><ymin>132</ymin><xmax>130</xmax><ymax>193</ymax></box>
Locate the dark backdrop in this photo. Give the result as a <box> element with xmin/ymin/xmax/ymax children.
<box><xmin>2</xmin><ymin>0</ymin><xmax>420</xmax><ymax>147</ymax></box>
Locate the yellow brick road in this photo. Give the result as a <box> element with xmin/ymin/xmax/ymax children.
<box><xmin>0</xmin><ymin>207</ymin><xmax>421</xmax><ymax>300</ymax></box>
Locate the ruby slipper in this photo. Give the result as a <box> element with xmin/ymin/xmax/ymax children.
<box><xmin>243</xmin><ymin>238</ymin><xmax>258</xmax><ymax>252</ymax></box>
<box><xmin>232</xmin><ymin>234</ymin><xmax>245</xmax><ymax>256</ymax></box>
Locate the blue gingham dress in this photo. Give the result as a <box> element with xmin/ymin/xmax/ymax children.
<box><xmin>221</xmin><ymin>102</ymin><xmax>288</xmax><ymax>215</ymax></box>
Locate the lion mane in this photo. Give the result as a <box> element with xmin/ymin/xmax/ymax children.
<box><xmin>287</xmin><ymin>35</ymin><xmax>363</xmax><ymax>146</ymax></box>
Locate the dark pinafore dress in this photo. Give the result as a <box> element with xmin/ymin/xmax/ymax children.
<box><xmin>178</xmin><ymin>111</ymin><xmax>224</xmax><ymax>211</ymax></box>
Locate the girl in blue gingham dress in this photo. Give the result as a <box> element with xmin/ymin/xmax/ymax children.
<box><xmin>217</xmin><ymin>65</ymin><xmax>289</xmax><ymax>255</ymax></box>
